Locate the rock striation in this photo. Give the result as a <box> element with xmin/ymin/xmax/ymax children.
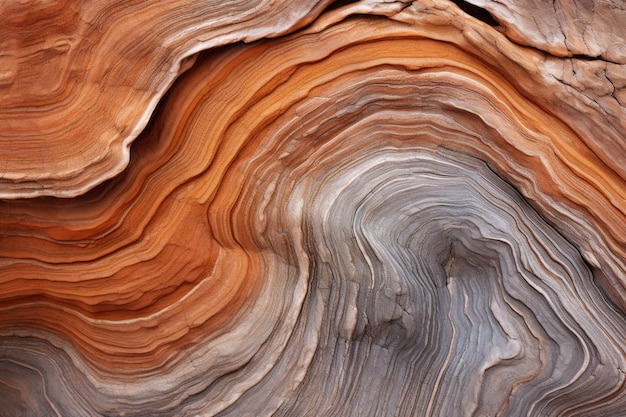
<box><xmin>1</xmin><ymin>0</ymin><xmax>625</xmax><ymax>416</ymax></box>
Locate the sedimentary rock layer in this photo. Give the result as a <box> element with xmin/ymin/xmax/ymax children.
<box><xmin>0</xmin><ymin>0</ymin><xmax>333</xmax><ymax>198</ymax></box>
<box><xmin>1</xmin><ymin>0</ymin><xmax>625</xmax><ymax>416</ymax></box>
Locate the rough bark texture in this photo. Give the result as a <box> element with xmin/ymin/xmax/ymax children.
<box><xmin>1</xmin><ymin>1</ymin><xmax>625</xmax><ymax>416</ymax></box>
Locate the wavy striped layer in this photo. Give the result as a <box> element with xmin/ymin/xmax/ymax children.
<box><xmin>1</xmin><ymin>1</ymin><xmax>625</xmax><ymax>416</ymax></box>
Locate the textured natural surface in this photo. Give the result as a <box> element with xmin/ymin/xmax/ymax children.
<box><xmin>1</xmin><ymin>0</ymin><xmax>625</xmax><ymax>416</ymax></box>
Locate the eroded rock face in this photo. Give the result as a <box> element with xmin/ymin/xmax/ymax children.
<box><xmin>1</xmin><ymin>1</ymin><xmax>625</xmax><ymax>416</ymax></box>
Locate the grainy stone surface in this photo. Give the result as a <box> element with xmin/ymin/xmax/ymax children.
<box><xmin>1</xmin><ymin>1</ymin><xmax>624</xmax><ymax>416</ymax></box>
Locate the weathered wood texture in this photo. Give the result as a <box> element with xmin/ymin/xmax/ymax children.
<box><xmin>1</xmin><ymin>1</ymin><xmax>625</xmax><ymax>416</ymax></box>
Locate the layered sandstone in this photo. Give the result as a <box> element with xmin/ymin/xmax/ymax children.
<box><xmin>1</xmin><ymin>1</ymin><xmax>625</xmax><ymax>416</ymax></box>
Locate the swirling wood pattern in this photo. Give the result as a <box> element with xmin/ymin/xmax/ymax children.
<box><xmin>1</xmin><ymin>0</ymin><xmax>625</xmax><ymax>416</ymax></box>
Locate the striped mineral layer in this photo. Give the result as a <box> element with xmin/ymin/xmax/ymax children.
<box><xmin>1</xmin><ymin>1</ymin><xmax>625</xmax><ymax>416</ymax></box>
